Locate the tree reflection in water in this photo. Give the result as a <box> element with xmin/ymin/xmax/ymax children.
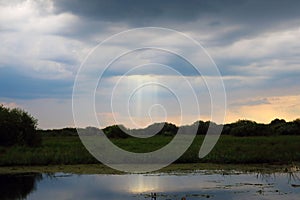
<box><xmin>0</xmin><ymin>173</ymin><xmax>42</xmax><ymax>200</ymax></box>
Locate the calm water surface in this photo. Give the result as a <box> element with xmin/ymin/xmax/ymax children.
<box><xmin>1</xmin><ymin>171</ymin><xmax>300</xmax><ymax>200</ymax></box>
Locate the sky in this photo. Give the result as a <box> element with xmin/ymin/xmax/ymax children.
<box><xmin>1</xmin><ymin>0</ymin><xmax>300</xmax><ymax>129</ymax></box>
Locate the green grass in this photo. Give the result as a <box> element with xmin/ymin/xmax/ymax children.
<box><xmin>0</xmin><ymin>136</ymin><xmax>96</xmax><ymax>166</ymax></box>
<box><xmin>198</xmin><ymin>136</ymin><xmax>300</xmax><ymax>164</ymax></box>
<box><xmin>1</xmin><ymin>135</ymin><xmax>300</xmax><ymax>166</ymax></box>
<box><xmin>1</xmin><ymin>163</ymin><xmax>298</xmax><ymax>174</ymax></box>
<box><xmin>111</xmin><ymin>135</ymin><xmax>174</xmax><ymax>152</ymax></box>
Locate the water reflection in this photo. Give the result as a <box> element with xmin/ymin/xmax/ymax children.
<box><xmin>0</xmin><ymin>173</ymin><xmax>42</xmax><ymax>200</ymax></box>
<box><xmin>1</xmin><ymin>171</ymin><xmax>300</xmax><ymax>200</ymax></box>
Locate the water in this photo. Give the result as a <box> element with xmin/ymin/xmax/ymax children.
<box><xmin>1</xmin><ymin>171</ymin><xmax>300</xmax><ymax>200</ymax></box>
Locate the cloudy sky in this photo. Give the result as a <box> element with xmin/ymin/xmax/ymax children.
<box><xmin>1</xmin><ymin>0</ymin><xmax>300</xmax><ymax>129</ymax></box>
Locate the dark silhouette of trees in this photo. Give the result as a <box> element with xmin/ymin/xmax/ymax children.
<box><xmin>102</xmin><ymin>122</ymin><xmax>179</xmax><ymax>138</ymax></box>
<box><xmin>35</xmin><ymin>117</ymin><xmax>300</xmax><ymax>138</ymax></box>
<box><xmin>103</xmin><ymin>124</ymin><xmax>129</xmax><ymax>138</ymax></box>
<box><xmin>90</xmin><ymin>119</ymin><xmax>300</xmax><ymax>138</ymax></box>
<box><xmin>193</xmin><ymin>120</ymin><xmax>209</xmax><ymax>135</ymax></box>
<box><xmin>0</xmin><ymin>105</ymin><xmax>40</xmax><ymax>146</ymax></box>
<box><xmin>146</xmin><ymin>122</ymin><xmax>178</xmax><ymax>136</ymax></box>
<box><xmin>0</xmin><ymin>173</ymin><xmax>42</xmax><ymax>200</ymax></box>
<box><xmin>39</xmin><ymin>127</ymin><xmax>77</xmax><ymax>136</ymax></box>
<box><xmin>227</xmin><ymin>120</ymin><xmax>259</xmax><ymax>136</ymax></box>
<box><xmin>267</xmin><ymin>118</ymin><xmax>300</xmax><ymax>135</ymax></box>
<box><xmin>221</xmin><ymin>118</ymin><xmax>300</xmax><ymax>137</ymax></box>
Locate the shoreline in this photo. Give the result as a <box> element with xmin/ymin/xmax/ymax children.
<box><xmin>0</xmin><ymin>163</ymin><xmax>299</xmax><ymax>175</ymax></box>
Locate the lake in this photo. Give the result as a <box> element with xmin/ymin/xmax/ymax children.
<box><xmin>1</xmin><ymin>170</ymin><xmax>300</xmax><ymax>200</ymax></box>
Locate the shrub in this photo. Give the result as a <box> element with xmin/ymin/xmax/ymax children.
<box><xmin>0</xmin><ymin>105</ymin><xmax>41</xmax><ymax>146</ymax></box>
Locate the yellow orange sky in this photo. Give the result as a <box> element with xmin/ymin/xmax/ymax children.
<box><xmin>94</xmin><ymin>94</ymin><xmax>300</xmax><ymax>128</ymax></box>
<box><xmin>226</xmin><ymin>95</ymin><xmax>300</xmax><ymax>124</ymax></box>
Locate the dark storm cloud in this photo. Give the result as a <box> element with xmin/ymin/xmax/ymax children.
<box><xmin>53</xmin><ymin>0</ymin><xmax>300</xmax><ymax>42</ymax></box>
<box><xmin>54</xmin><ymin>0</ymin><xmax>205</xmax><ymax>24</ymax></box>
<box><xmin>54</xmin><ymin>0</ymin><xmax>300</xmax><ymax>24</ymax></box>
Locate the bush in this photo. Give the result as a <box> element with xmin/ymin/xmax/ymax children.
<box><xmin>103</xmin><ymin>125</ymin><xmax>129</xmax><ymax>138</ymax></box>
<box><xmin>0</xmin><ymin>105</ymin><xmax>41</xmax><ymax>146</ymax></box>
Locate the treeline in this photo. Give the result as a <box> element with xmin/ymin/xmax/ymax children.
<box><xmin>2</xmin><ymin>103</ymin><xmax>299</xmax><ymax>147</ymax></box>
<box><xmin>40</xmin><ymin>118</ymin><xmax>300</xmax><ymax>138</ymax></box>
<box><xmin>39</xmin><ymin>128</ymin><xmax>78</xmax><ymax>136</ymax></box>
<box><xmin>38</xmin><ymin>122</ymin><xmax>178</xmax><ymax>138</ymax></box>
<box><xmin>222</xmin><ymin>119</ymin><xmax>300</xmax><ymax>136</ymax></box>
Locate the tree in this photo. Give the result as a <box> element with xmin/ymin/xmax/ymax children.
<box><xmin>0</xmin><ymin>105</ymin><xmax>41</xmax><ymax>146</ymax></box>
<box><xmin>102</xmin><ymin>124</ymin><xmax>129</xmax><ymax>138</ymax></box>
<box><xmin>270</xmin><ymin>118</ymin><xmax>286</xmax><ymax>125</ymax></box>
<box><xmin>229</xmin><ymin>120</ymin><xmax>265</xmax><ymax>136</ymax></box>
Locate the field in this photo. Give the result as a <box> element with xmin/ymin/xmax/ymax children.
<box><xmin>1</xmin><ymin>135</ymin><xmax>300</xmax><ymax>167</ymax></box>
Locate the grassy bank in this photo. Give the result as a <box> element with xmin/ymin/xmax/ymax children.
<box><xmin>0</xmin><ymin>135</ymin><xmax>300</xmax><ymax>166</ymax></box>
<box><xmin>1</xmin><ymin>163</ymin><xmax>298</xmax><ymax>174</ymax></box>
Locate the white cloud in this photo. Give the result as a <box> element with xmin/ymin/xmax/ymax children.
<box><xmin>210</xmin><ymin>26</ymin><xmax>300</xmax><ymax>69</ymax></box>
<box><xmin>0</xmin><ymin>0</ymin><xmax>89</xmax><ymax>79</ymax></box>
